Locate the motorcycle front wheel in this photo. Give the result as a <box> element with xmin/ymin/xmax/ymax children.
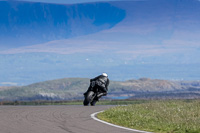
<box><xmin>83</xmin><ymin>91</ymin><xmax>95</xmax><ymax>106</ymax></box>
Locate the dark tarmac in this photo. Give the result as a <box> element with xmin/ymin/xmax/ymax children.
<box><xmin>0</xmin><ymin>105</ymin><xmax>142</xmax><ymax>133</ymax></box>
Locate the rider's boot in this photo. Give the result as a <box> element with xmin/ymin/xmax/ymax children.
<box><xmin>97</xmin><ymin>92</ymin><xmax>107</xmax><ymax>98</ymax></box>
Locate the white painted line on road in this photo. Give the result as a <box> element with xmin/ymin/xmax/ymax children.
<box><xmin>91</xmin><ymin>111</ymin><xmax>152</xmax><ymax>133</ymax></box>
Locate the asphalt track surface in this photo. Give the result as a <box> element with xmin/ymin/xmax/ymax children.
<box><xmin>0</xmin><ymin>105</ymin><xmax>141</xmax><ymax>133</ymax></box>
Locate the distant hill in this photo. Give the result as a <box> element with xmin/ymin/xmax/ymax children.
<box><xmin>0</xmin><ymin>78</ymin><xmax>199</xmax><ymax>101</ymax></box>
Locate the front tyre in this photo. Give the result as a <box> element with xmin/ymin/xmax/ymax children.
<box><xmin>83</xmin><ymin>91</ymin><xmax>94</xmax><ymax>106</ymax></box>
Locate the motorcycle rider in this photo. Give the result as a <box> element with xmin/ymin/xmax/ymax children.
<box><xmin>84</xmin><ymin>73</ymin><xmax>109</xmax><ymax>101</ymax></box>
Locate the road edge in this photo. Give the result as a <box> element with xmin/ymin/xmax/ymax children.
<box><xmin>91</xmin><ymin>110</ymin><xmax>152</xmax><ymax>133</ymax></box>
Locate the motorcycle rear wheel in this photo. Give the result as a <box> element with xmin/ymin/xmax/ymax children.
<box><xmin>90</xmin><ymin>99</ymin><xmax>97</xmax><ymax>106</ymax></box>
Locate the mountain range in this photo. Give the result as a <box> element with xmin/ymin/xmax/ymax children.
<box><xmin>0</xmin><ymin>77</ymin><xmax>200</xmax><ymax>101</ymax></box>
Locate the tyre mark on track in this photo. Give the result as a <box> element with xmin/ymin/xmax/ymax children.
<box><xmin>0</xmin><ymin>106</ymin><xmax>136</xmax><ymax>133</ymax></box>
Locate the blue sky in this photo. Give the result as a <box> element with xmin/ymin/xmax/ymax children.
<box><xmin>0</xmin><ymin>0</ymin><xmax>200</xmax><ymax>85</ymax></box>
<box><xmin>16</xmin><ymin>0</ymin><xmax>124</xmax><ymax>4</ymax></box>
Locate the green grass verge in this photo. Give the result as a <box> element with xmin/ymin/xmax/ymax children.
<box><xmin>97</xmin><ymin>100</ymin><xmax>200</xmax><ymax>133</ymax></box>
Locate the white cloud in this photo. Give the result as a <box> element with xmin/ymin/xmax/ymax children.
<box><xmin>0</xmin><ymin>82</ymin><xmax>18</xmax><ymax>86</ymax></box>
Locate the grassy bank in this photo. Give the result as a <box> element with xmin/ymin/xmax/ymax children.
<box><xmin>98</xmin><ymin>100</ymin><xmax>200</xmax><ymax>133</ymax></box>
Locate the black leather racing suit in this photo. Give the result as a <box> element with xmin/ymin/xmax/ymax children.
<box><xmin>84</xmin><ymin>75</ymin><xmax>109</xmax><ymax>97</ymax></box>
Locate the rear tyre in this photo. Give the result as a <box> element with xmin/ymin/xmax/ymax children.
<box><xmin>90</xmin><ymin>99</ymin><xmax>97</xmax><ymax>106</ymax></box>
<box><xmin>83</xmin><ymin>91</ymin><xmax>94</xmax><ymax>106</ymax></box>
